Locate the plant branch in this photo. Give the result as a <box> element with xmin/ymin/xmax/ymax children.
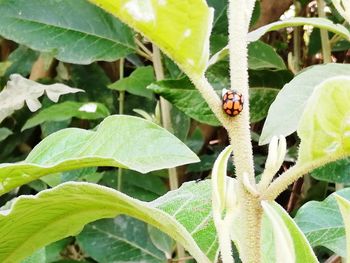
<box><xmin>317</xmin><ymin>0</ymin><xmax>332</xmax><ymax>63</ymax></box>
<box><xmin>152</xmin><ymin>44</ymin><xmax>185</xmax><ymax>261</ymax></box>
<box><xmin>117</xmin><ymin>58</ymin><xmax>125</xmax><ymax>192</ymax></box>
<box><xmin>263</xmin><ymin>154</ymin><xmax>347</xmax><ymax>200</ymax></box>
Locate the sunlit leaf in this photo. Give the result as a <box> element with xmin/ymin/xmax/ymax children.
<box><xmin>0</xmin><ymin>181</ymin><xmax>217</xmax><ymax>262</ymax></box>
<box><xmin>261</xmin><ymin>201</ymin><xmax>318</xmax><ymax>263</ymax></box>
<box><xmin>260</xmin><ymin>64</ymin><xmax>350</xmax><ymax>145</ymax></box>
<box><xmin>88</xmin><ymin>0</ymin><xmax>214</xmax><ymax>76</ymax></box>
<box><xmin>0</xmin><ymin>115</ymin><xmax>199</xmax><ymax>195</ymax></box>
<box><xmin>298</xmin><ymin>76</ymin><xmax>350</xmax><ymax>164</ymax></box>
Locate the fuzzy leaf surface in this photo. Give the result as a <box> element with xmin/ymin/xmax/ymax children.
<box><xmin>260</xmin><ymin>64</ymin><xmax>350</xmax><ymax>145</ymax></box>
<box><xmin>294</xmin><ymin>188</ymin><xmax>350</xmax><ymax>257</ymax></box>
<box><xmin>0</xmin><ymin>181</ymin><xmax>216</xmax><ymax>263</ymax></box>
<box><xmin>0</xmin><ymin>115</ymin><xmax>199</xmax><ymax>195</ymax></box>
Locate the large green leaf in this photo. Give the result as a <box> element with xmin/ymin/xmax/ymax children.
<box><xmin>294</xmin><ymin>188</ymin><xmax>350</xmax><ymax>257</ymax></box>
<box><xmin>0</xmin><ymin>0</ymin><xmax>136</xmax><ymax>64</ymax></box>
<box><xmin>22</xmin><ymin>101</ymin><xmax>110</xmax><ymax>131</ymax></box>
<box><xmin>297</xmin><ymin>76</ymin><xmax>350</xmax><ymax>164</ymax></box>
<box><xmin>77</xmin><ymin>216</ymin><xmax>167</xmax><ymax>262</ymax></box>
<box><xmin>148</xmin><ymin>79</ymin><xmax>279</xmax><ymax>125</ymax></box>
<box><xmin>0</xmin><ymin>181</ymin><xmax>217</xmax><ymax>263</ymax></box>
<box><xmin>260</xmin><ymin>64</ymin><xmax>350</xmax><ymax>145</ymax></box>
<box><xmin>0</xmin><ymin>115</ymin><xmax>199</xmax><ymax>195</ymax></box>
<box><xmin>261</xmin><ymin>202</ymin><xmax>318</xmax><ymax>263</ymax></box>
<box><xmin>88</xmin><ymin>0</ymin><xmax>213</xmax><ymax>76</ymax></box>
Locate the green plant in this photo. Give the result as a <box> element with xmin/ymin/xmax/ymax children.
<box><xmin>1</xmin><ymin>0</ymin><xmax>350</xmax><ymax>262</ymax></box>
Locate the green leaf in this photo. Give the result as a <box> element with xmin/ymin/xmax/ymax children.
<box><xmin>4</xmin><ymin>46</ymin><xmax>39</xmax><ymax>78</ymax></box>
<box><xmin>149</xmin><ymin>79</ymin><xmax>279</xmax><ymax>125</ymax></box>
<box><xmin>0</xmin><ymin>0</ymin><xmax>136</xmax><ymax>64</ymax></box>
<box><xmin>77</xmin><ymin>216</ymin><xmax>167</xmax><ymax>262</ymax></box>
<box><xmin>261</xmin><ymin>201</ymin><xmax>318</xmax><ymax>263</ymax></box>
<box><xmin>108</xmin><ymin>66</ymin><xmax>155</xmax><ymax>99</ymax></box>
<box><xmin>294</xmin><ymin>188</ymin><xmax>350</xmax><ymax>257</ymax></box>
<box><xmin>311</xmin><ymin>157</ymin><xmax>350</xmax><ymax>183</ymax></box>
<box><xmin>148</xmin><ymin>225</ymin><xmax>174</xmax><ymax>258</ymax></box>
<box><xmin>210</xmin><ymin>16</ymin><xmax>350</xmax><ymax>67</ymax></box>
<box><xmin>0</xmin><ymin>115</ymin><xmax>199</xmax><ymax>195</ymax></box>
<box><xmin>334</xmin><ymin>194</ymin><xmax>350</xmax><ymax>260</ymax></box>
<box><xmin>22</xmin><ymin>101</ymin><xmax>110</xmax><ymax>131</ymax></box>
<box><xmin>0</xmin><ymin>74</ymin><xmax>83</xmax><ymax>124</ymax></box>
<box><xmin>297</xmin><ymin>76</ymin><xmax>350</xmax><ymax>164</ymax></box>
<box><xmin>248</xmin><ymin>17</ymin><xmax>350</xmax><ymax>42</ymax></box>
<box><xmin>0</xmin><ymin>128</ymin><xmax>12</xmax><ymax>142</ymax></box>
<box><xmin>21</xmin><ymin>249</ymin><xmax>45</xmax><ymax>263</ymax></box>
<box><xmin>88</xmin><ymin>0</ymin><xmax>213</xmax><ymax>76</ymax></box>
<box><xmin>209</xmin><ymin>41</ymin><xmax>286</xmax><ymax>70</ymax></box>
<box><xmin>260</xmin><ymin>63</ymin><xmax>350</xmax><ymax>145</ymax></box>
<box><xmin>250</xmin><ymin>88</ymin><xmax>279</xmax><ymax>123</ymax></box>
<box><xmin>148</xmin><ymin>78</ymin><xmax>221</xmax><ymax>126</ymax></box>
<box><xmin>248</xmin><ymin>41</ymin><xmax>286</xmax><ymax>70</ymax></box>
<box><xmin>0</xmin><ymin>181</ymin><xmax>217</xmax><ymax>262</ymax></box>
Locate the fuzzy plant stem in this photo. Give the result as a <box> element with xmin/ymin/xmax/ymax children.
<box><xmin>152</xmin><ymin>44</ymin><xmax>185</xmax><ymax>261</ymax></box>
<box><xmin>193</xmin><ymin>0</ymin><xmax>260</xmax><ymax>261</ymax></box>
<box><xmin>227</xmin><ymin>1</ymin><xmax>262</xmax><ymax>262</ymax></box>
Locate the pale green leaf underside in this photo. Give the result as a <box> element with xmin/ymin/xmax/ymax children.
<box><xmin>260</xmin><ymin>64</ymin><xmax>350</xmax><ymax>145</ymax></box>
<box><xmin>88</xmin><ymin>0</ymin><xmax>213</xmax><ymax>76</ymax></box>
<box><xmin>294</xmin><ymin>188</ymin><xmax>350</xmax><ymax>257</ymax></box>
<box><xmin>261</xmin><ymin>202</ymin><xmax>318</xmax><ymax>263</ymax></box>
<box><xmin>0</xmin><ymin>0</ymin><xmax>136</xmax><ymax>64</ymax></box>
<box><xmin>249</xmin><ymin>17</ymin><xmax>350</xmax><ymax>42</ymax></box>
<box><xmin>334</xmin><ymin>194</ymin><xmax>350</xmax><ymax>261</ymax></box>
<box><xmin>0</xmin><ymin>181</ymin><xmax>217</xmax><ymax>263</ymax></box>
<box><xmin>0</xmin><ymin>115</ymin><xmax>199</xmax><ymax>195</ymax></box>
<box><xmin>210</xmin><ymin>18</ymin><xmax>350</xmax><ymax>67</ymax></box>
<box><xmin>298</xmin><ymin>76</ymin><xmax>350</xmax><ymax>164</ymax></box>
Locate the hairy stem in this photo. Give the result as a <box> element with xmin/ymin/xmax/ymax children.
<box><xmin>227</xmin><ymin>0</ymin><xmax>261</xmax><ymax>262</ymax></box>
<box><xmin>152</xmin><ymin>44</ymin><xmax>185</xmax><ymax>261</ymax></box>
<box><xmin>263</xmin><ymin>154</ymin><xmax>347</xmax><ymax>200</ymax></box>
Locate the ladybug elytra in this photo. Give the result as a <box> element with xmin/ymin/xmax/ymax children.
<box><xmin>222</xmin><ymin>90</ymin><xmax>244</xmax><ymax>117</ymax></box>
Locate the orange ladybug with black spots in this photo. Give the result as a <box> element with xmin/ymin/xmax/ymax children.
<box><xmin>222</xmin><ymin>90</ymin><xmax>244</xmax><ymax>117</ymax></box>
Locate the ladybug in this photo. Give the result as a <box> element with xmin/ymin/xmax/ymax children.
<box><xmin>222</xmin><ymin>90</ymin><xmax>244</xmax><ymax>117</ymax></box>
